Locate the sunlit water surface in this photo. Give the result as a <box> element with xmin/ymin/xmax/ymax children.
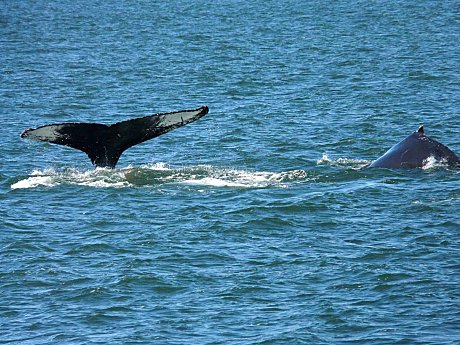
<box><xmin>1</xmin><ymin>1</ymin><xmax>459</xmax><ymax>344</ymax></box>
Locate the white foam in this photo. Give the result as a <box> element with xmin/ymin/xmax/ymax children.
<box><xmin>183</xmin><ymin>177</ymin><xmax>249</xmax><ymax>188</ymax></box>
<box><xmin>181</xmin><ymin>167</ymin><xmax>307</xmax><ymax>188</ymax></box>
<box><xmin>317</xmin><ymin>153</ymin><xmax>332</xmax><ymax>164</ymax></box>
<box><xmin>11</xmin><ymin>164</ymin><xmax>308</xmax><ymax>190</ymax></box>
<box><xmin>422</xmin><ymin>156</ymin><xmax>449</xmax><ymax>170</ymax></box>
<box><xmin>11</xmin><ymin>175</ymin><xmax>55</xmax><ymax>189</ymax></box>
<box><xmin>317</xmin><ymin>153</ymin><xmax>370</xmax><ymax>168</ymax></box>
<box><xmin>11</xmin><ymin>168</ymin><xmax>131</xmax><ymax>189</ymax></box>
<box><xmin>139</xmin><ymin>162</ymin><xmax>172</xmax><ymax>171</ymax></box>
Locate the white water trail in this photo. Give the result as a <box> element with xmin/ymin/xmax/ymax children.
<box><xmin>11</xmin><ymin>164</ymin><xmax>309</xmax><ymax>190</ymax></box>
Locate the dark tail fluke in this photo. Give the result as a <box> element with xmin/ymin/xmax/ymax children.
<box><xmin>21</xmin><ymin>106</ymin><xmax>209</xmax><ymax>168</ymax></box>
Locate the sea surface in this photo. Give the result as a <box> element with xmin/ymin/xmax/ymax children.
<box><xmin>1</xmin><ymin>1</ymin><xmax>459</xmax><ymax>344</ymax></box>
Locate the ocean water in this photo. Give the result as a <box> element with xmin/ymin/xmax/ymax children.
<box><xmin>1</xmin><ymin>0</ymin><xmax>459</xmax><ymax>344</ymax></box>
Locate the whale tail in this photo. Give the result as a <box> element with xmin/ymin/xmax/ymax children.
<box><xmin>21</xmin><ymin>106</ymin><xmax>209</xmax><ymax>168</ymax></box>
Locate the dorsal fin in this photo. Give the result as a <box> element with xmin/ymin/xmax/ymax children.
<box><xmin>417</xmin><ymin>125</ymin><xmax>424</xmax><ymax>134</ymax></box>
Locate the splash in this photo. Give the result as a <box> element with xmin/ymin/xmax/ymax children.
<box><xmin>181</xmin><ymin>166</ymin><xmax>308</xmax><ymax>188</ymax></box>
<box><xmin>11</xmin><ymin>164</ymin><xmax>310</xmax><ymax>190</ymax></box>
<box><xmin>11</xmin><ymin>168</ymin><xmax>130</xmax><ymax>189</ymax></box>
<box><xmin>317</xmin><ymin>153</ymin><xmax>370</xmax><ymax>168</ymax></box>
<box><xmin>422</xmin><ymin>156</ymin><xmax>450</xmax><ymax>170</ymax></box>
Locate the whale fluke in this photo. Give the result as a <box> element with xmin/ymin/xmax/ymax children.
<box><xmin>369</xmin><ymin>125</ymin><xmax>459</xmax><ymax>169</ymax></box>
<box><xmin>21</xmin><ymin>106</ymin><xmax>209</xmax><ymax>168</ymax></box>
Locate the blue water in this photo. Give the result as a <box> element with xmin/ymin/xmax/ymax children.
<box><xmin>1</xmin><ymin>1</ymin><xmax>459</xmax><ymax>344</ymax></box>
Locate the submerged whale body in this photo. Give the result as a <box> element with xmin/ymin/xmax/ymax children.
<box><xmin>21</xmin><ymin>106</ymin><xmax>208</xmax><ymax>168</ymax></box>
<box><xmin>369</xmin><ymin>125</ymin><xmax>460</xmax><ymax>169</ymax></box>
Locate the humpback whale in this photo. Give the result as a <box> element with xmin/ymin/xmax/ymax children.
<box><xmin>369</xmin><ymin>125</ymin><xmax>460</xmax><ymax>168</ymax></box>
<box><xmin>21</xmin><ymin>106</ymin><xmax>209</xmax><ymax>168</ymax></box>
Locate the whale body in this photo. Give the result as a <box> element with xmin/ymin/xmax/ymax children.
<box><xmin>21</xmin><ymin>106</ymin><xmax>208</xmax><ymax>168</ymax></box>
<box><xmin>369</xmin><ymin>125</ymin><xmax>459</xmax><ymax>169</ymax></box>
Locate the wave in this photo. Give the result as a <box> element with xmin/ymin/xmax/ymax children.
<box><xmin>10</xmin><ymin>163</ymin><xmax>310</xmax><ymax>190</ymax></box>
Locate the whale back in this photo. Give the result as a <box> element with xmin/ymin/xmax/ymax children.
<box><xmin>370</xmin><ymin>126</ymin><xmax>460</xmax><ymax>168</ymax></box>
